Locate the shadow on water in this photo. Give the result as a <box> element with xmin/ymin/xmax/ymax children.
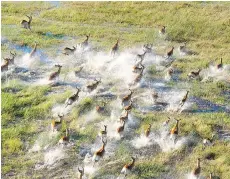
<box><xmin>189</xmin><ymin>96</ymin><xmax>230</xmax><ymax>113</ymax></box>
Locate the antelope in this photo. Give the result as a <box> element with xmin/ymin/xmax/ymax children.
<box><xmin>188</xmin><ymin>69</ymin><xmax>201</xmax><ymax>79</ymax></box>
<box><xmin>120</xmin><ymin>111</ymin><xmax>129</xmax><ymax>123</ymax></box>
<box><xmin>165</xmin><ymin>68</ymin><xmax>174</xmax><ymax>81</ymax></box>
<box><xmin>159</xmin><ymin>26</ymin><xmax>166</xmax><ymax>35</ymax></box>
<box><xmin>166</xmin><ymin>47</ymin><xmax>174</xmax><ymax>58</ymax></box>
<box><xmin>3</xmin><ymin>51</ymin><xmax>16</xmax><ymax>65</ymax></box>
<box><xmin>143</xmin><ymin>43</ymin><xmax>153</xmax><ymax>53</ymax></box>
<box><xmin>49</xmin><ymin>65</ymin><xmax>62</xmax><ymax>81</ymax></box>
<box><xmin>86</xmin><ymin>79</ymin><xmax>101</xmax><ymax>91</ymax></box>
<box><xmin>163</xmin><ymin>117</ymin><xmax>171</xmax><ymax>126</ymax></box>
<box><xmin>145</xmin><ymin>124</ymin><xmax>151</xmax><ymax>137</ymax></box>
<box><xmin>179</xmin><ymin>42</ymin><xmax>187</xmax><ymax>55</ymax></box>
<box><xmin>75</xmin><ymin>66</ymin><xmax>83</xmax><ymax>76</ymax></box>
<box><xmin>80</xmin><ymin>34</ymin><xmax>90</xmax><ymax>49</ymax></box>
<box><xmin>179</xmin><ymin>90</ymin><xmax>189</xmax><ymax>107</ymax></box>
<box><xmin>20</xmin><ymin>15</ymin><xmax>32</xmax><ymax>30</ymax></box>
<box><xmin>206</xmin><ymin>172</ymin><xmax>214</xmax><ymax>179</ymax></box>
<box><xmin>29</xmin><ymin>43</ymin><xmax>37</xmax><ymax>58</ymax></box>
<box><xmin>122</xmin><ymin>89</ymin><xmax>134</xmax><ymax>103</ymax></box>
<box><xmin>134</xmin><ymin>65</ymin><xmax>145</xmax><ymax>83</ymax></box>
<box><xmin>135</xmin><ymin>51</ymin><xmax>147</xmax><ymax>65</ymax></box>
<box><xmin>58</xmin><ymin>128</ymin><xmax>70</xmax><ymax>145</ymax></box>
<box><xmin>111</xmin><ymin>39</ymin><xmax>119</xmax><ymax>57</ymax></box>
<box><xmin>92</xmin><ymin>139</ymin><xmax>106</xmax><ymax>163</ymax></box>
<box><xmin>96</xmin><ymin>101</ymin><xmax>106</xmax><ymax>113</ymax></box>
<box><xmin>217</xmin><ymin>58</ymin><xmax>223</xmax><ymax>69</ymax></box>
<box><xmin>192</xmin><ymin>158</ymin><xmax>201</xmax><ymax>179</ymax></box>
<box><xmin>98</xmin><ymin>125</ymin><xmax>107</xmax><ymax>138</ymax></box>
<box><xmin>51</xmin><ymin>114</ymin><xmax>64</xmax><ymax>132</ymax></box>
<box><xmin>78</xmin><ymin>167</ymin><xmax>84</xmax><ymax>179</ymax></box>
<box><xmin>117</xmin><ymin>120</ymin><xmax>126</xmax><ymax>135</ymax></box>
<box><xmin>203</xmin><ymin>134</ymin><xmax>215</xmax><ymax>150</ymax></box>
<box><xmin>63</xmin><ymin>46</ymin><xmax>76</xmax><ymax>56</ymax></box>
<box><xmin>170</xmin><ymin>119</ymin><xmax>180</xmax><ymax>144</ymax></box>
<box><xmin>65</xmin><ymin>87</ymin><xmax>81</xmax><ymax>108</ymax></box>
<box><xmin>179</xmin><ymin>42</ymin><xmax>197</xmax><ymax>56</ymax></box>
<box><xmin>121</xmin><ymin>157</ymin><xmax>135</xmax><ymax>177</ymax></box>
<box><xmin>124</xmin><ymin>100</ymin><xmax>133</xmax><ymax>111</ymax></box>
<box><xmin>132</xmin><ymin>62</ymin><xmax>144</xmax><ymax>73</ymax></box>
<box><xmin>1</xmin><ymin>58</ymin><xmax>10</xmax><ymax>72</ymax></box>
<box><xmin>152</xmin><ymin>90</ymin><xmax>159</xmax><ymax>103</ymax></box>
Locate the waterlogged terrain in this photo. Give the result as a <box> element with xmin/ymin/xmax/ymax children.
<box><xmin>1</xmin><ymin>2</ymin><xmax>230</xmax><ymax>179</ymax></box>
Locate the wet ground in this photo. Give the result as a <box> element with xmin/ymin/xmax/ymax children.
<box><xmin>2</xmin><ymin>31</ymin><xmax>230</xmax><ymax>179</ymax></box>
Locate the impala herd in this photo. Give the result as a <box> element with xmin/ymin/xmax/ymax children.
<box><xmin>1</xmin><ymin>16</ymin><xmax>224</xmax><ymax>179</ymax></box>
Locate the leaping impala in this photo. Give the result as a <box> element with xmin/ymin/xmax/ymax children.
<box><xmin>202</xmin><ymin>134</ymin><xmax>215</xmax><ymax>150</ymax></box>
<box><xmin>188</xmin><ymin>69</ymin><xmax>201</xmax><ymax>79</ymax></box>
<box><xmin>51</xmin><ymin>114</ymin><xmax>64</xmax><ymax>132</ymax></box>
<box><xmin>77</xmin><ymin>167</ymin><xmax>84</xmax><ymax>179</ymax></box>
<box><xmin>191</xmin><ymin>158</ymin><xmax>201</xmax><ymax>179</ymax></box>
<box><xmin>121</xmin><ymin>157</ymin><xmax>136</xmax><ymax>177</ymax></box>
<box><xmin>166</xmin><ymin>47</ymin><xmax>174</xmax><ymax>58</ymax></box>
<box><xmin>124</xmin><ymin>100</ymin><xmax>133</xmax><ymax>111</ymax></box>
<box><xmin>96</xmin><ymin>101</ymin><xmax>106</xmax><ymax>113</ymax></box>
<box><xmin>65</xmin><ymin>87</ymin><xmax>81</xmax><ymax>108</ymax></box>
<box><xmin>86</xmin><ymin>79</ymin><xmax>101</xmax><ymax>91</ymax></box>
<box><xmin>49</xmin><ymin>64</ymin><xmax>62</xmax><ymax>81</ymax></box>
<box><xmin>163</xmin><ymin>117</ymin><xmax>171</xmax><ymax>127</ymax></box>
<box><xmin>119</xmin><ymin>110</ymin><xmax>129</xmax><ymax>123</ymax></box>
<box><xmin>179</xmin><ymin>90</ymin><xmax>189</xmax><ymax>108</ymax></box>
<box><xmin>111</xmin><ymin>39</ymin><xmax>119</xmax><ymax>57</ymax></box>
<box><xmin>217</xmin><ymin>58</ymin><xmax>223</xmax><ymax>69</ymax></box>
<box><xmin>145</xmin><ymin>124</ymin><xmax>151</xmax><ymax>137</ymax></box>
<box><xmin>135</xmin><ymin>51</ymin><xmax>147</xmax><ymax>65</ymax></box>
<box><xmin>206</xmin><ymin>172</ymin><xmax>215</xmax><ymax>179</ymax></box>
<box><xmin>159</xmin><ymin>25</ymin><xmax>166</xmax><ymax>35</ymax></box>
<box><xmin>98</xmin><ymin>125</ymin><xmax>107</xmax><ymax>139</ymax></box>
<box><xmin>63</xmin><ymin>46</ymin><xmax>76</xmax><ymax>56</ymax></box>
<box><xmin>29</xmin><ymin>42</ymin><xmax>37</xmax><ymax>58</ymax></box>
<box><xmin>142</xmin><ymin>43</ymin><xmax>153</xmax><ymax>53</ymax></box>
<box><xmin>152</xmin><ymin>90</ymin><xmax>159</xmax><ymax>103</ymax></box>
<box><xmin>20</xmin><ymin>15</ymin><xmax>32</xmax><ymax>30</ymax></box>
<box><xmin>132</xmin><ymin>62</ymin><xmax>144</xmax><ymax>73</ymax></box>
<box><xmin>92</xmin><ymin>138</ymin><xmax>106</xmax><ymax>164</ymax></box>
<box><xmin>117</xmin><ymin>120</ymin><xmax>126</xmax><ymax>136</ymax></box>
<box><xmin>1</xmin><ymin>58</ymin><xmax>11</xmax><ymax>72</ymax></box>
<box><xmin>80</xmin><ymin>34</ymin><xmax>90</xmax><ymax>49</ymax></box>
<box><xmin>134</xmin><ymin>65</ymin><xmax>145</xmax><ymax>83</ymax></box>
<box><xmin>58</xmin><ymin>128</ymin><xmax>70</xmax><ymax>145</ymax></box>
<box><xmin>122</xmin><ymin>89</ymin><xmax>134</xmax><ymax>103</ymax></box>
<box><xmin>3</xmin><ymin>51</ymin><xmax>16</xmax><ymax>65</ymax></box>
<box><xmin>170</xmin><ymin>119</ymin><xmax>181</xmax><ymax>144</ymax></box>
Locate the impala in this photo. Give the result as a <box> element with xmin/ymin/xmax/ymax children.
<box><xmin>20</xmin><ymin>15</ymin><xmax>32</xmax><ymax>30</ymax></box>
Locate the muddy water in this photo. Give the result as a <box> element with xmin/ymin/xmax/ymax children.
<box><xmin>2</xmin><ymin>36</ymin><xmax>229</xmax><ymax>179</ymax></box>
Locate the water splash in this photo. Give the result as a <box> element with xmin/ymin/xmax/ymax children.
<box><xmin>186</xmin><ymin>173</ymin><xmax>203</xmax><ymax>179</ymax></box>
<box><xmin>131</xmin><ymin>134</ymin><xmax>153</xmax><ymax>149</ymax></box>
<box><xmin>201</xmin><ymin>65</ymin><xmax>230</xmax><ymax>83</ymax></box>
<box><xmin>151</xmin><ymin>126</ymin><xmax>188</xmax><ymax>152</ymax></box>
<box><xmin>164</xmin><ymin>90</ymin><xmax>193</xmax><ymax>113</ymax></box>
<box><xmin>52</xmin><ymin>104</ymin><xmax>71</xmax><ymax>117</ymax></box>
<box><xmin>29</xmin><ymin>131</ymin><xmax>59</xmax><ymax>153</ymax></box>
<box><xmin>43</xmin><ymin>147</ymin><xmax>66</xmax><ymax>168</ymax></box>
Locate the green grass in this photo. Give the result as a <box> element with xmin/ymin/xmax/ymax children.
<box><xmin>1</xmin><ymin>1</ymin><xmax>230</xmax><ymax>179</ymax></box>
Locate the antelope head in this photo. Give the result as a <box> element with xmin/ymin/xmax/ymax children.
<box><xmin>10</xmin><ymin>51</ymin><xmax>16</xmax><ymax>58</ymax></box>
<box><xmin>78</xmin><ymin>167</ymin><xmax>84</xmax><ymax>176</ymax></box>
<box><xmin>55</xmin><ymin>64</ymin><xmax>62</xmax><ymax>68</ymax></box>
